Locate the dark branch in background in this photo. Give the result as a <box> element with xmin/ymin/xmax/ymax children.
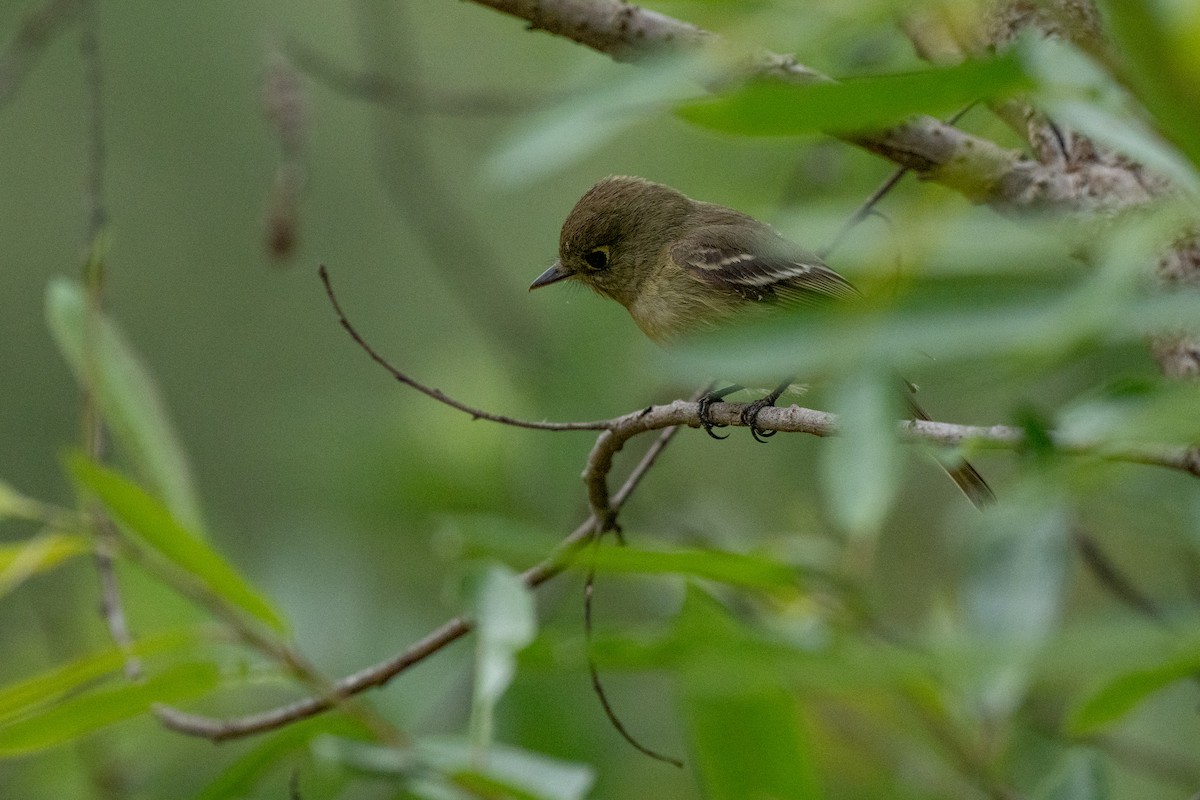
<box><xmin>347</xmin><ymin>0</ymin><xmax>549</xmax><ymax>366</ymax></box>
<box><xmin>1071</xmin><ymin>528</ymin><xmax>1163</xmax><ymax>621</ymax></box>
<box><xmin>580</xmin><ymin>388</ymin><xmax>714</xmax><ymax>770</ymax></box>
<box><xmin>261</xmin><ymin>46</ymin><xmax>310</xmax><ymax>260</ymax></box>
<box><xmin>0</xmin><ymin>0</ymin><xmax>79</xmax><ymax>109</ymax></box>
<box><xmin>76</xmin><ymin>0</ymin><xmax>141</xmax><ymax>680</ymax></box>
<box><xmin>79</xmin><ymin>0</ymin><xmax>105</xmax><ymax>242</ymax></box>
<box><xmin>585</xmin><ymin>552</ymin><xmax>683</xmax><ymax>767</ymax></box>
<box><xmin>287</xmin><ymin>39</ymin><xmax>548</xmax><ymax>115</ymax></box>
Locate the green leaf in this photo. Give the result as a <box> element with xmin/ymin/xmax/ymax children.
<box><xmin>677</xmin><ymin>53</ymin><xmax>1030</xmax><ymax>136</ymax></box>
<box><xmin>46</xmin><ymin>278</ymin><xmax>204</xmax><ymax>531</ymax></box>
<box><xmin>1024</xmin><ymin>36</ymin><xmax>1200</xmax><ymax>196</ymax></box>
<box><xmin>1100</xmin><ymin>0</ymin><xmax>1200</xmax><ymax>170</ymax></box>
<box><xmin>194</xmin><ymin>714</ymin><xmax>374</xmax><ymax>800</ymax></box>
<box><xmin>315</xmin><ymin>735</ymin><xmax>595</xmax><ymax>800</ymax></box>
<box><xmin>681</xmin><ymin>591</ymin><xmax>820</xmax><ymax>800</ymax></box>
<box><xmin>488</xmin><ymin>53</ymin><xmax>710</xmax><ymax>186</ymax></box>
<box><xmin>68</xmin><ymin>454</ymin><xmax>287</xmax><ymax>633</ymax></box>
<box><xmin>0</xmin><ymin>532</ymin><xmax>89</xmax><ymax>598</ymax></box>
<box><xmin>674</xmin><ymin>256</ymin><xmax>1200</xmax><ymax>381</ymax></box>
<box><xmin>0</xmin><ymin>630</ymin><xmax>197</xmax><ymax>725</ymax></box>
<box><xmin>466</xmin><ymin>564</ymin><xmax>536</xmax><ymax>750</ymax></box>
<box><xmin>1033</xmin><ymin>748</ymin><xmax>1109</xmax><ymax>800</ymax></box>
<box><xmin>0</xmin><ymin>480</ymin><xmax>53</xmax><ymax>523</ymax></box>
<box><xmin>685</xmin><ymin>686</ymin><xmax>820</xmax><ymax>800</ymax></box>
<box><xmin>1069</xmin><ymin>652</ymin><xmax>1200</xmax><ymax>734</ymax></box>
<box><xmin>580</xmin><ymin>545</ymin><xmax>799</xmax><ymax>591</ymax></box>
<box><xmin>0</xmin><ymin>660</ymin><xmax>219</xmax><ymax>756</ymax></box>
<box><xmin>962</xmin><ymin>490</ymin><xmax>1070</xmax><ymax>717</ymax></box>
<box><xmin>822</xmin><ymin>367</ymin><xmax>900</xmax><ymax>536</ymax></box>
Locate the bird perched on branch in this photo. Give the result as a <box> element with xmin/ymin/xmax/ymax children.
<box><xmin>530</xmin><ymin>175</ymin><xmax>993</xmax><ymax>508</ymax></box>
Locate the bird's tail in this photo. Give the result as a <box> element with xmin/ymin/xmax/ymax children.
<box><xmin>903</xmin><ymin>385</ymin><xmax>995</xmax><ymax>509</ymax></box>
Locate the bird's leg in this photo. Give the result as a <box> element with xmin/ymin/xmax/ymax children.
<box><xmin>697</xmin><ymin>384</ymin><xmax>744</xmax><ymax>440</ymax></box>
<box><xmin>742</xmin><ymin>378</ymin><xmax>795</xmax><ymax>443</ymax></box>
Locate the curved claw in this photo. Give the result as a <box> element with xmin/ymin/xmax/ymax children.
<box><xmin>697</xmin><ymin>394</ymin><xmax>730</xmax><ymax>440</ymax></box>
<box><xmin>750</xmin><ymin>425</ymin><xmax>777</xmax><ymax>443</ymax></box>
<box><xmin>741</xmin><ymin>400</ymin><xmax>778</xmax><ymax>444</ymax></box>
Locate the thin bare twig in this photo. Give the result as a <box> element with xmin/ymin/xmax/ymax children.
<box><xmin>351</xmin><ymin>0</ymin><xmax>549</xmax><ymax>362</ymax></box>
<box><xmin>319</xmin><ymin>266</ymin><xmax>608</xmax><ymax>431</ymax></box>
<box><xmin>76</xmin><ymin>0</ymin><xmax>141</xmax><ymax>681</ymax></box>
<box><xmin>586</xmin><ymin>551</ymin><xmax>684</xmax><ymax>767</ymax></box>
<box><xmin>287</xmin><ymin>39</ymin><xmax>547</xmax><ymax>115</ymax></box>
<box><xmin>581</xmin><ymin>388</ymin><xmax>711</xmax><ymax>768</ymax></box>
<box><xmin>1071</xmin><ymin>527</ymin><xmax>1163</xmax><ymax>621</ymax></box>
<box><xmin>158</xmin><ymin>423</ymin><xmax>686</xmax><ymax>741</ymax></box>
<box><xmin>823</xmin><ymin>103</ymin><xmax>979</xmax><ymax>258</ymax></box>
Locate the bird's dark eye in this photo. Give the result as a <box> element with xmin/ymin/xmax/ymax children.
<box><xmin>583</xmin><ymin>247</ymin><xmax>610</xmax><ymax>270</ymax></box>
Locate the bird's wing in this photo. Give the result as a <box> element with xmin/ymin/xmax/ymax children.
<box><xmin>671</xmin><ymin>224</ymin><xmax>858</xmax><ymax>308</ymax></box>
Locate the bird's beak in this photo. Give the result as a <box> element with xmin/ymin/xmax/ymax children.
<box><xmin>529</xmin><ymin>260</ymin><xmax>570</xmax><ymax>291</ymax></box>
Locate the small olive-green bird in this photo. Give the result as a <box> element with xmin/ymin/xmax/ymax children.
<box><xmin>530</xmin><ymin>175</ymin><xmax>993</xmax><ymax>507</ymax></box>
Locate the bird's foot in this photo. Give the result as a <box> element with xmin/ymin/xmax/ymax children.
<box><xmin>697</xmin><ymin>392</ymin><xmax>729</xmax><ymax>440</ymax></box>
<box><xmin>741</xmin><ymin>397</ymin><xmax>779</xmax><ymax>443</ymax></box>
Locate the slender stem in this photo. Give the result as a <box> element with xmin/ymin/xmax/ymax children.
<box><xmin>159</xmin><ymin>423</ymin><xmax>686</xmax><ymax>741</ymax></box>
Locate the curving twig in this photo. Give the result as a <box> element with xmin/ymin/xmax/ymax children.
<box><xmin>322</xmin><ymin>264</ymin><xmax>1200</xmax><ymax>480</ymax></box>
<box><xmin>158</xmin><ymin>422</ymin><xmax>685</xmax><ymax>741</ymax></box>
<box><xmin>320</xmin><ymin>266</ymin><xmax>608</xmax><ymax>431</ymax></box>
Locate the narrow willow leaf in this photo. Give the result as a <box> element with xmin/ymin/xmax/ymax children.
<box><xmin>1101</xmin><ymin>0</ymin><xmax>1200</xmax><ymax>169</ymax></box>
<box><xmin>68</xmin><ymin>454</ymin><xmax>287</xmax><ymax>633</ymax></box>
<box><xmin>0</xmin><ymin>629</ymin><xmax>196</xmax><ymax>725</ymax></box>
<box><xmin>424</xmin><ymin>737</ymin><xmax>594</xmax><ymax>800</ymax></box>
<box><xmin>194</xmin><ymin>715</ymin><xmax>374</xmax><ymax>800</ymax></box>
<box><xmin>580</xmin><ymin>545</ymin><xmax>798</xmax><ymax>591</ymax></box>
<box><xmin>1033</xmin><ymin>748</ymin><xmax>1109</xmax><ymax>800</ymax></box>
<box><xmin>467</xmin><ymin>564</ymin><xmax>536</xmax><ymax>750</ymax></box>
<box><xmin>821</xmin><ymin>367</ymin><xmax>900</xmax><ymax>536</ymax></box>
<box><xmin>1069</xmin><ymin>654</ymin><xmax>1200</xmax><ymax>734</ymax></box>
<box><xmin>677</xmin><ymin>53</ymin><xmax>1029</xmax><ymax>136</ymax></box>
<box><xmin>45</xmin><ymin>278</ymin><xmax>203</xmax><ymax>530</ymax></box>
<box><xmin>685</xmin><ymin>686</ymin><xmax>821</xmax><ymax>800</ymax></box>
<box><xmin>487</xmin><ymin>53</ymin><xmax>710</xmax><ymax>186</ymax></box>
<box><xmin>316</xmin><ymin>735</ymin><xmax>594</xmax><ymax>800</ymax></box>
<box><xmin>963</xmin><ymin>491</ymin><xmax>1070</xmax><ymax>718</ymax></box>
<box><xmin>0</xmin><ymin>480</ymin><xmax>52</xmax><ymax>522</ymax></box>
<box><xmin>0</xmin><ymin>661</ymin><xmax>219</xmax><ymax>756</ymax></box>
<box><xmin>0</xmin><ymin>533</ymin><xmax>89</xmax><ymax>597</ymax></box>
<box><xmin>681</xmin><ymin>590</ymin><xmax>820</xmax><ymax>800</ymax></box>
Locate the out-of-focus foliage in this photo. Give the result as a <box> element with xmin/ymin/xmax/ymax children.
<box><xmin>3</xmin><ymin>0</ymin><xmax>1200</xmax><ymax>798</ymax></box>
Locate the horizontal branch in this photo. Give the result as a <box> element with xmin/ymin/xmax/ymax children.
<box><xmin>580</xmin><ymin>398</ymin><xmax>1200</xmax><ymax>528</ymax></box>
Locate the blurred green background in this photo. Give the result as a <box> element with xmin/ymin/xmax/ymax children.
<box><xmin>4</xmin><ymin>0</ymin><xmax>1200</xmax><ymax>798</ymax></box>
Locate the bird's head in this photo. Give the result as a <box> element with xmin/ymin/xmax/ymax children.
<box><xmin>529</xmin><ymin>176</ymin><xmax>691</xmax><ymax>307</ymax></box>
